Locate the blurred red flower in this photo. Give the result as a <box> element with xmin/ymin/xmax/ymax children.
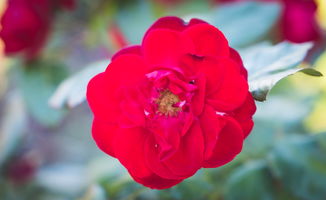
<box><xmin>0</xmin><ymin>0</ymin><xmax>75</xmax><ymax>59</ymax></box>
<box><xmin>87</xmin><ymin>16</ymin><xmax>256</xmax><ymax>189</ymax></box>
<box><xmin>216</xmin><ymin>0</ymin><xmax>321</xmax><ymax>43</ymax></box>
<box><xmin>281</xmin><ymin>0</ymin><xmax>321</xmax><ymax>43</ymax></box>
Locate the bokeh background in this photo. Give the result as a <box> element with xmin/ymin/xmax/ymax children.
<box><xmin>0</xmin><ymin>0</ymin><xmax>326</xmax><ymax>199</ymax></box>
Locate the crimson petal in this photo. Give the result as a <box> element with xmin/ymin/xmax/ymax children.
<box><xmin>142</xmin><ymin>29</ymin><xmax>195</xmax><ymax>67</ymax></box>
<box><xmin>203</xmin><ymin>117</ymin><xmax>244</xmax><ymax>168</ymax></box>
<box><xmin>92</xmin><ymin>118</ymin><xmax>117</xmax><ymax>157</ymax></box>
<box><xmin>182</xmin><ymin>23</ymin><xmax>229</xmax><ymax>58</ymax></box>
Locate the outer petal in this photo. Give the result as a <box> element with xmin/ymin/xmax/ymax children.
<box><xmin>86</xmin><ymin>54</ymin><xmax>148</xmax><ymax>123</ymax></box>
<box><xmin>134</xmin><ymin>174</ymin><xmax>183</xmax><ymax>190</ymax></box>
<box><xmin>142</xmin><ymin>29</ymin><xmax>195</xmax><ymax>67</ymax></box>
<box><xmin>87</xmin><ymin>72</ymin><xmax>119</xmax><ymax>122</ymax></box>
<box><xmin>111</xmin><ymin>45</ymin><xmax>142</xmax><ymax>61</ymax></box>
<box><xmin>206</xmin><ymin>59</ymin><xmax>248</xmax><ymax>112</ymax></box>
<box><xmin>145</xmin><ymin>134</ymin><xmax>185</xmax><ymax>179</ymax></box>
<box><xmin>114</xmin><ymin>127</ymin><xmax>152</xmax><ymax>178</ymax></box>
<box><xmin>234</xmin><ymin>93</ymin><xmax>256</xmax><ymax>121</ymax></box>
<box><xmin>238</xmin><ymin>120</ymin><xmax>254</xmax><ymax>138</ymax></box>
<box><xmin>163</xmin><ymin>121</ymin><xmax>204</xmax><ymax>177</ymax></box>
<box><xmin>92</xmin><ymin>118</ymin><xmax>117</xmax><ymax>157</ymax></box>
<box><xmin>182</xmin><ymin>23</ymin><xmax>229</xmax><ymax>58</ymax></box>
<box><xmin>113</xmin><ymin>127</ymin><xmax>184</xmax><ymax>189</ymax></box>
<box><xmin>234</xmin><ymin>92</ymin><xmax>256</xmax><ymax>138</ymax></box>
<box><xmin>203</xmin><ymin>117</ymin><xmax>244</xmax><ymax>168</ymax></box>
<box><xmin>145</xmin><ymin>16</ymin><xmax>206</xmax><ymax>34</ymax></box>
<box><xmin>200</xmin><ymin>105</ymin><xmax>227</xmax><ymax>160</ymax></box>
<box><xmin>229</xmin><ymin>48</ymin><xmax>248</xmax><ymax>79</ymax></box>
<box><xmin>145</xmin><ymin>121</ymin><xmax>204</xmax><ymax>179</ymax></box>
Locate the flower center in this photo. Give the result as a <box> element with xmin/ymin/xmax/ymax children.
<box><xmin>156</xmin><ymin>90</ymin><xmax>181</xmax><ymax>116</ymax></box>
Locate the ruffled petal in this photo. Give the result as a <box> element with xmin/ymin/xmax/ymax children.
<box><xmin>133</xmin><ymin>174</ymin><xmax>183</xmax><ymax>190</ymax></box>
<box><xmin>206</xmin><ymin>59</ymin><xmax>248</xmax><ymax>112</ymax></box>
<box><xmin>145</xmin><ymin>16</ymin><xmax>206</xmax><ymax>34</ymax></box>
<box><xmin>145</xmin><ymin>121</ymin><xmax>204</xmax><ymax>179</ymax></box>
<box><xmin>239</xmin><ymin>119</ymin><xmax>254</xmax><ymax>138</ymax></box>
<box><xmin>92</xmin><ymin>118</ymin><xmax>117</xmax><ymax>157</ymax></box>
<box><xmin>182</xmin><ymin>23</ymin><xmax>229</xmax><ymax>58</ymax></box>
<box><xmin>233</xmin><ymin>92</ymin><xmax>256</xmax><ymax>138</ymax></box>
<box><xmin>145</xmin><ymin>134</ymin><xmax>185</xmax><ymax>179</ymax></box>
<box><xmin>229</xmin><ymin>48</ymin><xmax>248</xmax><ymax>79</ymax></box>
<box><xmin>163</xmin><ymin>121</ymin><xmax>204</xmax><ymax>177</ymax></box>
<box><xmin>87</xmin><ymin>72</ymin><xmax>119</xmax><ymax>122</ymax></box>
<box><xmin>111</xmin><ymin>45</ymin><xmax>142</xmax><ymax>61</ymax></box>
<box><xmin>203</xmin><ymin>117</ymin><xmax>244</xmax><ymax>168</ymax></box>
<box><xmin>200</xmin><ymin>105</ymin><xmax>227</xmax><ymax>160</ymax></box>
<box><xmin>114</xmin><ymin>127</ymin><xmax>152</xmax><ymax>178</ymax></box>
<box><xmin>142</xmin><ymin>29</ymin><xmax>195</xmax><ymax>67</ymax></box>
<box><xmin>234</xmin><ymin>93</ymin><xmax>256</xmax><ymax>121</ymax></box>
<box><xmin>87</xmin><ymin>54</ymin><xmax>148</xmax><ymax>123</ymax></box>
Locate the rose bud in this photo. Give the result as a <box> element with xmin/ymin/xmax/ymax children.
<box><xmin>87</xmin><ymin>16</ymin><xmax>256</xmax><ymax>189</ymax></box>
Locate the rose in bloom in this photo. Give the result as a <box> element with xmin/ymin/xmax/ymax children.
<box><xmin>0</xmin><ymin>0</ymin><xmax>75</xmax><ymax>59</ymax></box>
<box><xmin>87</xmin><ymin>16</ymin><xmax>256</xmax><ymax>189</ymax></box>
<box><xmin>281</xmin><ymin>0</ymin><xmax>321</xmax><ymax>43</ymax></box>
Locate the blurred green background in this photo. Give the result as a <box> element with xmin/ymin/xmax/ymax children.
<box><xmin>0</xmin><ymin>0</ymin><xmax>326</xmax><ymax>199</ymax></box>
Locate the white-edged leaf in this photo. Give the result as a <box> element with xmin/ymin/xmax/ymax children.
<box><xmin>49</xmin><ymin>60</ymin><xmax>109</xmax><ymax>109</ymax></box>
<box><xmin>241</xmin><ymin>42</ymin><xmax>322</xmax><ymax>101</ymax></box>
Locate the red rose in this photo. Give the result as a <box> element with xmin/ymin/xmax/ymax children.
<box><xmin>281</xmin><ymin>0</ymin><xmax>321</xmax><ymax>43</ymax></box>
<box><xmin>0</xmin><ymin>0</ymin><xmax>75</xmax><ymax>59</ymax></box>
<box><xmin>0</xmin><ymin>0</ymin><xmax>52</xmax><ymax>59</ymax></box>
<box><xmin>87</xmin><ymin>16</ymin><xmax>256</xmax><ymax>189</ymax></box>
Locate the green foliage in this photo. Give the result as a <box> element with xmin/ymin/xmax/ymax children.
<box><xmin>17</xmin><ymin>61</ymin><xmax>68</xmax><ymax>126</ymax></box>
<box><xmin>242</xmin><ymin>42</ymin><xmax>322</xmax><ymax>101</ymax></box>
<box><xmin>269</xmin><ymin>134</ymin><xmax>326</xmax><ymax>200</ymax></box>
<box><xmin>225</xmin><ymin>161</ymin><xmax>275</xmax><ymax>200</ymax></box>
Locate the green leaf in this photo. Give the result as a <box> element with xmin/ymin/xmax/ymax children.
<box><xmin>241</xmin><ymin>42</ymin><xmax>322</xmax><ymax>101</ymax></box>
<box><xmin>18</xmin><ymin>61</ymin><xmax>68</xmax><ymax>126</ymax></box>
<box><xmin>225</xmin><ymin>160</ymin><xmax>276</xmax><ymax>200</ymax></box>
<box><xmin>269</xmin><ymin>133</ymin><xmax>326</xmax><ymax>200</ymax></box>
<box><xmin>49</xmin><ymin>60</ymin><xmax>109</xmax><ymax>109</ymax></box>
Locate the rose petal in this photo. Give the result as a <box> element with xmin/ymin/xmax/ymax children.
<box><xmin>87</xmin><ymin>54</ymin><xmax>148</xmax><ymax>123</ymax></box>
<box><xmin>114</xmin><ymin>127</ymin><xmax>152</xmax><ymax>178</ymax></box>
<box><xmin>200</xmin><ymin>105</ymin><xmax>227</xmax><ymax>160</ymax></box>
<box><xmin>145</xmin><ymin>134</ymin><xmax>185</xmax><ymax>179</ymax></box>
<box><xmin>163</xmin><ymin>121</ymin><xmax>204</xmax><ymax>177</ymax></box>
<box><xmin>229</xmin><ymin>48</ymin><xmax>248</xmax><ymax>79</ymax></box>
<box><xmin>203</xmin><ymin>117</ymin><xmax>244</xmax><ymax>168</ymax></box>
<box><xmin>182</xmin><ymin>23</ymin><xmax>229</xmax><ymax>58</ymax></box>
<box><xmin>145</xmin><ymin>16</ymin><xmax>206</xmax><ymax>34</ymax></box>
<box><xmin>133</xmin><ymin>174</ymin><xmax>183</xmax><ymax>189</ymax></box>
<box><xmin>92</xmin><ymin>118</ymin><xmax>117</xmax><ymax>157</ymax></box>
<box><xmin>111</xmin><ymin>45</ymin><xmax>142</xmax><ymax>61</ymax></box>
<box><xmin>239</xmin><ymin>119</ymin><xmax>254</xmax><ymax>138</ymax></box>
<box><xmin>142</xmin><ymin>29</ymin><xmax>195</xmax><ymax>67</ymax></box>
<box><xmin>87</xmin><ymin>72</ymin><xmax>119</xmax><ymax>122</ymax></box>
<box><xmin>234</xmin><ymin>92</ymin><xmax>256</xmax><ymax>122</ymax></box>
<box><xmin>206</xmin><ymin>59</ymin><xmax>248</xmax><ymax>112</ymax></box>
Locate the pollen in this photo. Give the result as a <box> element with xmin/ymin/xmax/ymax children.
<box><xmin>156</xmin><ymin>90</ymin><xmax>181</xmax><ymax>116</ymax></box>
